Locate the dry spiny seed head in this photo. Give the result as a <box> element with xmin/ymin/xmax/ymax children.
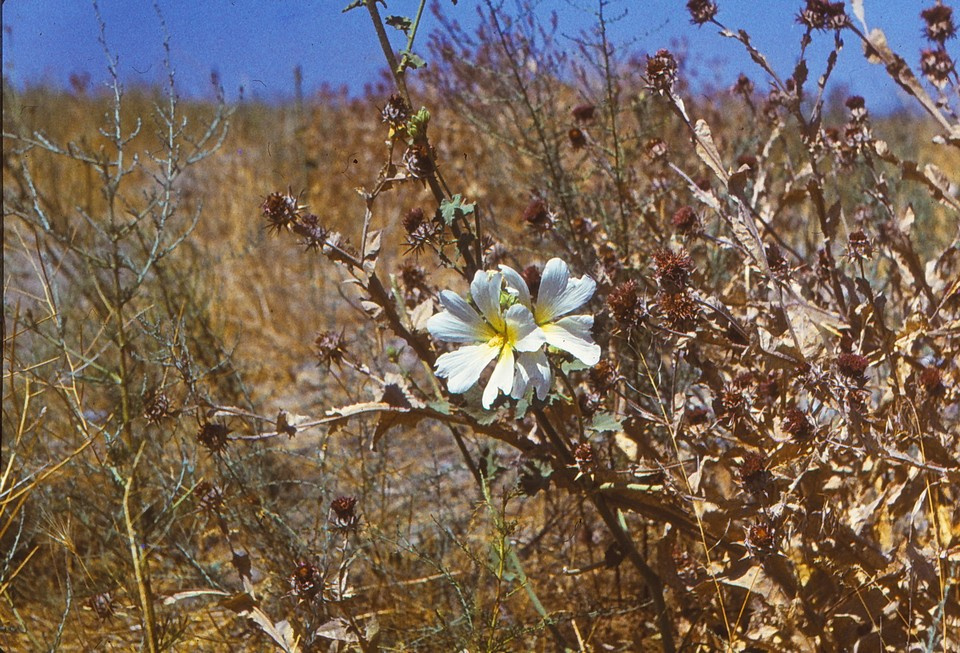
<box><xmin>568</xmin><ymin>127</ymin><xmax>587</xmax><ymax>149</ymax></box>
<box><xmin>715</xmin><ymin>386</ymin><xmax>749</xmax><ymax>424</ymax></box>
<box><xmin>847</xmin><ymin>229</ymin><xmax>874</xmax><ymax>260</ymax></box>
<box><xmin>645</xmin><ymin>137</ymin><xmax>669</xmax><ymax>161</ymax></box>
<box><xmin>845</xmin><ymin>95</ymin><xmax>868</xmax><ymax>120</ymax></box>
<box><xmin>290</xmin><ymin>561</ymin><xmax>324</xmax><ymax>602</ymax></box>
<box><xmin>330</xmin><ymin>496</ymin><xmax>361</xmax><ymax>530</ymax></box>
<box><xmin>262</xmin><ymin>192</ymin><xmax>302</xmax><ymax>234</ymax></box>
<box><xmin>573</xmin><ymin>442</ymin><xmax>595</xmax><ymax>475</ymax></box>
<box><xmin>646</xmin><ymin>49</ymin><xmax>678</xmax><ymax>95</ymax></box>
<box><xmin>143</xmin><ymin>390</ymin><xmax>172</xmax><ymax>424</ymax></box>
<box><xmin>921</xmin><ymin>48</ymin><xmax>955</xmax><ymax>87</ymax></box>
<box><xmin>739</xmin><ymin>452</ymin><xmax>771</xmax><ymax>494</ymax></box>
<box><xmin>522</xmin><ymin>199</ymin><xmax>555</xmax><ymax>233</ymax></box>
<box><xmin>608</xmin><ymin>280</ymin><xmax>646</xmax><ymax>329</ymax></box>
<box><xmin>195</xmin><ymin>480</ymin><xmax>226</xmax><ymax>513</ymax></box>
<box><xmin>919</xmin><ymin>366</ymin><xmax>946</xmax><ymax>397</ymax></box>
<box><xmin>687</xmin><ymin>0</ymin><xmax>719</xmax><ymax>25</ymax></box>
<box><xmin>572</xmin><ymin>103</ymin><xmax>596</xmax><ymax>122</ymax></box>
<box><xmin>292</xmin><ymin>213</ymin><xmax>330</xmax><ymax>251</ymax></box>
<box><xmin>589</xmin><ymin>359</ymin><xmax>619</xmax><ymax>392</ymax></box>
<box><xmin>746</xmin><ymin>520</ymin><xmax>776</xmax><ymax>556</ymax></box>
<box><xmin>399</xmin><ymin>261</ymin><xmax>428</xmax><ymax>294</ymax></box>
<box><xmin>197</xmin><ymin>422</ymin><xmax>231</xmax><ymax>454</ymax></box>
<box><xmin>734</xmin><ymin>73</ymin><xmax>755</xmax><ymax>96</ymax></box>
<box><xmin>671</xmin><ymin>206</ymin><xmax>700</xmax><ymax>235</ymax></box>
<box><xmin>402</xmin><ymin>207</ymin><xmax>425</xmax><ymax>234</ymax></box>
<box><xmin>783</xmin><ymin>408</ymin><xmax>814</xmax><ymax>439</ymax></box>
<box><xmin>404</xmin><ymin>219</ymin><xmax>440</xmax><ymax>257</ymax></box>
<box><xmin>921</xmin><ymin>4</ymin><xmax>957</xmax><ymax>43</ymax></box>
<box><xmin>657</xmin><ymin>291</ymin><xmax>699</xmax><ymax>329</ymax></box>
<box><xmin>403</xmin><ymin>144</ymin><xmax>435</xmax><ymax>178</ymax></box>
<box><xmin>87</xmin><ymin>592</ymin><xmax>117</xmax><ymax>620</ymax></box>
<box><xmin>653</xmin><ymin>248</ymin><xmax>694</xmax><ymax>293</ymax></box>
<box><xmin>837</xmin><ymin>352</ymin><xmax>870</xmax><ymax>379</ymax></box>
<box><xmin>578</xmin><ymin>391</ymin><xmax>602</xmax><ymax>417</ymax></box>
<box><xmin>797</xmin><ymin>0</ymin><xmax>848</xmax><ymax>30</ymax></box>
<box><xmin>381</xmin><ymin>92</ymin><xmax>410</xmax><ymax>128</ymax></box>
<box><xmin>521</xmin><ymin>265</ymin><xmax>542</xmax><ymax>299</ymax></box>
<box><xmin>315</xmin><ymin>330</ymin><xmax>348</xmax><ymax>368</ymax></box>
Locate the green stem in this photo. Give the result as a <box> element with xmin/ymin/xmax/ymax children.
<box><xmin>479</xmin><ymin>469</ymin><xmax>568</xmax><ymax>649</ymax></box>
<box><xmin>404</xmin><ymin>0</ymin><xmax>429</xmax><ymax>58</ymax></box>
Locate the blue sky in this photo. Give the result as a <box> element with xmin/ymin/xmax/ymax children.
<box><xmin>2</xmin><ymin>1</ymin><xmax>952</xmax><ymax>110</ymax></box>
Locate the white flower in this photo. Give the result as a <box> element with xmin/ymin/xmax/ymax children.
<box><xmin>427</xmin><ymin>270</ymin><xmax>547</xmax><ymax>409</ymax></box>
<box><xmin>500</xmin><ymin>258</ymin><xmax>601</xmax><ymax>397</ymax></box>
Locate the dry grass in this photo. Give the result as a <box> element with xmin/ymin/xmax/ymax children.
<box><xmin>3</xmin><ymin>1</ymin><xmax>960</xmax><ymax>651</ymax></box>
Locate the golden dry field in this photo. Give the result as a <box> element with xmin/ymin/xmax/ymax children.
<box><xmin>3</xmin><ymin>2</ymin><xmax>960</xmax><ymax>651</ymax></box>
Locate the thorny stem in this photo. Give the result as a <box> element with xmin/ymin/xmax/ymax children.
<box><xmin>363</xmin><ymin>0</ymin><xmax>410</xmax><ymax>104</ymax></box>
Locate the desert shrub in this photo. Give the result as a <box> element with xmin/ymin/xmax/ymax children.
<box><xmin>3</xmin><ymin>0</ymin><xmax>958</xmax><ymax>651</ymax></box>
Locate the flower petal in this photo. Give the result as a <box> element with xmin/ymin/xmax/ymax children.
<box><xmin>513</xmin><ymin>350</ymin><xmax>551</xmax><ymax>400</ymax></box>
<box><xmin>483</xmin><ymin>346</ymin><xmax>515</xmax><ymax>409</ymax></box>
<box><xmin>499</xmin><ymin>264</ymin><xmax>532</xmax><ymax>309</ymax></box>
<box><xmin>534</xmin><ymin>258</ymin><xmax>570</xmax><ymax>322</ymax></box>
<box><xmin>503</xmin><ymin>304</ymin><xmax>545</xmax><ymax>352</ymax></box>
<box><xmin>542</xmin><ymin>315</ymin><xmax>601</xmax><ymax>365</ymax></box>
<box><xmin>535</xmin><ymin>259</ymin><xmax>596</xmax><ymax>322</ymax></box>
<box><xmin>549</xmin><ymin>275</ymin><xmax>597</xmax><ymax>320</ymax></box>
<box><xmin>435</xmin><ymin>343</ymin><xmax>499</xmax><ymax>394</ymax></box>
<box><xmin>438</xmin><ymin>290</ymin><xmax>482</xmax><ymax>326</ymax></box>
<box><xmin>428</xmin><ymin>299</ymin><xmax>493</xmax><ymax>343</ymax></box>
<box><xmin>470</xmin><ymin>270</ymin><xmax>505</xmax><ymax>330</ymax></box>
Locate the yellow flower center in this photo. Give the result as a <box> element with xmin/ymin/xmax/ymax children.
<box><xmin>487</xmin><ymin>322</ymin><xmax>517</xmax><ymax>351</ymax></box>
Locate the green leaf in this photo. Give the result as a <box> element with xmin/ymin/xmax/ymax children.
<box><xmin>588</xmin><ymin>412</ymin><xmax>623</xmax><ymax>434</ymax></box>
<box><xmin>462</xmin><ymin>404</ymin><xmax>499</xmax><ymax>426</ymax></box>
<box><xmin>439</xmin><ymin>194</ymin><xmax>476</xmax><ymax>225</ymax></box>
<box><xmin>514</xmin><ymin>395</ymin><xmax>531</xmax><ymax>418</ymax></box>
<box><xmin>385</xmin><ymin>15</ymin><xmax>412</xmax><ymax>33</ymax></box>
<box><xmin>560</xmin><ymin>359</ymin><xmax>591</xmax><ymax>375</ymax></box>
<box><xmin>427</xmin><ymin>400</ymin><xmax>452</xmax><ymax>415</ymax></box>
<box><xmin>398</xmin><ymin>51</ymin><xmax>427</xmax><ymax>72</ymax></box>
